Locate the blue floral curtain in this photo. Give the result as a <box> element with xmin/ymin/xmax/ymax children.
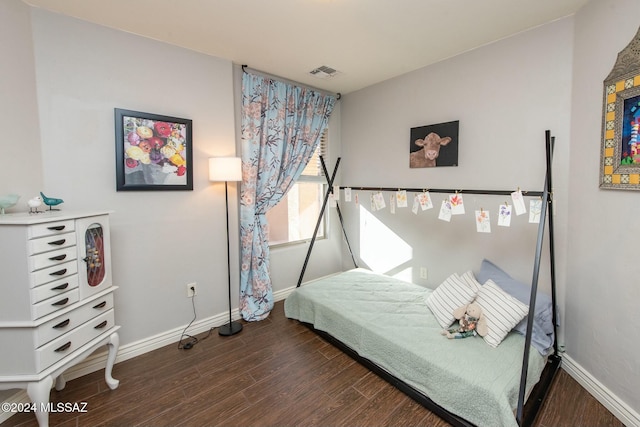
<box><xmin>239</xmin><ymin>72</ymin><xmax>336</xmax><ymax>321</ymax></box>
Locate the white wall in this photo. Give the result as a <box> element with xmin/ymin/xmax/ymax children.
<box><xmin>25</xmin><ymin>7</ymin><xmax>238</xmax><ymax>346</ymax></box>
<box><xmin>339</xmin><ymin>19</ymin><xmax>573</xmax><ymax>302</ymax></box>
<box><xmin>0</xmin><ymin>0</ymin><xmax>43</xmax><ymax>200</ymax></box>
<box><xmin>0</xmin><ymin>0</ymin><xmax>44</xmax><ymax>407</ymax></box>
<box><xmin>567</xmin><ymin>0</ymin><xmax>640</xmax><ymax>419</ymax></box>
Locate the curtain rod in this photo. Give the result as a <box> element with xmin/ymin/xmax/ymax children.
<box><xmin>339</xmin><ymin>186</ymin><xmax>544</xmax><ymax>197</ymax></box>
<box><xmin>241</xmin><ymin>64</ymin><xmax>341</xmax><ymax>100</ymax></box>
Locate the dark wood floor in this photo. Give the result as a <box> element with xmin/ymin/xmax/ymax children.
<box><xmin>3</xmin><ymin>301</ymin><xmax>624</xmax><ymax>427</ymax></box>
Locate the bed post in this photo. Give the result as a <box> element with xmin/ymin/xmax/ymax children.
<box><xmin>297</xmin><ymin>156</ymin><xmax>341</xmax><ymax>288</ymax></box>
<box><xmin>317</xmin><ymin>157</ymin><xmax>358</xmax><ymax>270</ymax></box>
<box><xmin>516</xmin><ymin>130</ymin><xmax>560</xmax><ymax>426</ymax></box>
<box><xmin>546</xmin><ymin>135</ymin><xmax>559</xmax><ymax>356</ymax></box>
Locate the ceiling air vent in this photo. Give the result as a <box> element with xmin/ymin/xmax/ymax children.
<box><xmin>309</xmin><ymin>65</ymin><xmax>339</xmax><ymax>79</ymax></box>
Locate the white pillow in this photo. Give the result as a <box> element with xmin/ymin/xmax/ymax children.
<box><xmin>475</xmin><ymin>279</ymin><xmax>529</xmax><ymax>348</ymax></box>
<box><xmin>460</xmin><ymin>270</ymin><xmax>481</xmax><ymax>293</ymax></box>
<box><xmin>426</xmin><ymin>273</ymin><xmax>478</xmax><ymax>329</ymax></box>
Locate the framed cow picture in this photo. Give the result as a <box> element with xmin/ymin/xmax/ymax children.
<box><xmin>409</xmin><ymin>120</ymin><xmax>459</xmax><ymax>168</ymax></box>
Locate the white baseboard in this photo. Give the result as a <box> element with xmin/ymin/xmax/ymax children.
<box><xmin>562</xmin><ymin>354</ymin><xmax>639</xmax><ymax>427</ymax></box>
<box><xmin>66</xmin><ymin>309</ymin><xmax>239</xmax><ymax>380</ymax></box>
<box><xmin>273</xmin><ymin>285</ymin><xmax>296</xmax><ymax>301</ymax></box>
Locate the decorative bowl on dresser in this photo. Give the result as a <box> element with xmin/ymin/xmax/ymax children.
<box><xmin>0</xmin><ymin>211</ymin><xmax>120</xmax><ymax>427</ymax></box>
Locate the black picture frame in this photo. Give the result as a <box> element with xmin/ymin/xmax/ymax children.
<box><xmin>409</xmin><ymin>120</ymin><xmax>459</xmax><ymax>168</ymax></box>
<box><xmin>115</xmin><ymin>108</ymin><xmax>193</xmax><ymax>191</ymax></box>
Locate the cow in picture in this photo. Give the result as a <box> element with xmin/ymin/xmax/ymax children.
<box><xmin>409</xmin><ymin>132</ymin><xmax>452</xmax><ymax>168</ymax></box>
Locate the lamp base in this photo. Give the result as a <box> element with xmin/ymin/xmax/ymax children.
<box><xmin>218</xmin><ymin>321</ymin><xmax>243</xmax><ymax>336</ymax></box>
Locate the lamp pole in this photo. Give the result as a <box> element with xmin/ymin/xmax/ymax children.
<box><xmin>218</xmin><ymin>179</ymin><xmax>242</xmax><ymax>336</ymax></box>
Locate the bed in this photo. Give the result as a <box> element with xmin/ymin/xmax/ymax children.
<box><xmin>287</xmin><ymin>131</ymin><xmax>560</xmax><ymax>426</ymax></box>
<box><xmin>285</xmin><ymin>268</ymin><xmax>549</xmax><ymax>427</ymax></box>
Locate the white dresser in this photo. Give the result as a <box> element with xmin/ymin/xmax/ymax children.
<box><xmin>0</xmin><ymin>211</ymin><xmax>120</xmax><ymax>427</ymax></box>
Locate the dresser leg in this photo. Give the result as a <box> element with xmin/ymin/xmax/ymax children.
<box><xmin>105</xmin><ymin>332</ymin><xmax>120</xmax><ymax>390</ymax></box>
<box><xmin>27</xmin><ymin>375</ymin><xmax>53</xmax><ymax>427</ymax></box>
<box><xmin>54</xmin><ymin>374</ymin><xmax>66</xmax><ymax>391</ymax></box>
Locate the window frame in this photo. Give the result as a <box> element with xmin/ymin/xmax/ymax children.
<box><xmin>267</xmin><ymin>130</ymin><xmax>329</xmax><ymax>248</ymax></box>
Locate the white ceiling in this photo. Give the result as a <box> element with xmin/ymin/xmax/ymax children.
<box><xmin>22</xmin><ymin>0</ymin><xmax>589</xmax><ymax>95</ymax></box>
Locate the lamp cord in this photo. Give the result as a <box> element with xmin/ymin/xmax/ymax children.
<box><xmin>178</xmin><ymin>292</ymin><xmax>216</xmax><ymax>350</ymax></box>
<box><xmin>178</xmin><ymin>295</ymin><xmax>198</xmax><ymax>349</ymax></box>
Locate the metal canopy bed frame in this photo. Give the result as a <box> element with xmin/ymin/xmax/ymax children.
<box><xmin>291</xmin><ymin>130</ymin><xmax>561</xmax><ymax>427</ymax></box>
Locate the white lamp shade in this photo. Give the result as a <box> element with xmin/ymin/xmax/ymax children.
<box><xmin>209</xmin><ymin>157</ymin><xmax>242</xmax><ymax>182</ymax></box>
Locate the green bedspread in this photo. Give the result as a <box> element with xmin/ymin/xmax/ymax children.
<box><xmin>284</xmin><ymin>268</ymin><xmax>546</xmax><ymax>427</ymax></box>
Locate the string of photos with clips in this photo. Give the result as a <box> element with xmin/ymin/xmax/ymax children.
<box><xmin>330</xmin><ymin>185</ymin><xmax>546</xmax><ymax>234</ymax></box>
<box><xmin>297</xmin><ymin>130</ymin><xmax>555</xmax><ymax>289</ymax></box>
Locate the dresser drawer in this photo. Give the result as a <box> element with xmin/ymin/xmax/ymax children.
<box><xmin>30</xmin><ymin>260</ymin><xmax>78</xmax><ymax>288</ymax></box>
<box><xmin>29</xmin><ymin>246</ymin><xmax>77</xmax><ymax>271</ymax></box>
<box><xmin>29</xmin><ymin>232</ymin><xmax>76</xmax><ymax>255</ymax></box>
<box><xmin>36</xmin><ymin>309</ymin><xmax>115</xmax><ymax>372</ymax></box>
<box><xmin>31</xmin><ymin>275</ymin><xmax>79</xmax><ymax>305</ymax></box>
<box><xmin>27</xmin><ymin>220</ymin><xmax>75</xmax><ymax>239</ymax></box>
<box><xmin>32</xmin><ymin>288</ymin><xmax>79</xmax><ymax>319</ymax></box>
<box><xmin>35</xmin><ymin>292</ymin><xmax>114</xmax><ymax>347</ymax></box>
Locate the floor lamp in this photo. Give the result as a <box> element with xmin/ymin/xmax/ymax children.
<box><xmin>209</xmin><ymin>157</ymin><xmax>243</xmax><ymax>336</ymax></box>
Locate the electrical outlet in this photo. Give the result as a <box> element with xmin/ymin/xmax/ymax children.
<box><xmin>186</xmin><ymin>282</ymin><xmax>197</xmax><ymax>298</ymax></box>
<box><xmin>420</xmin><ymin>267</ymin><xmax>428</xmax><ymax>280</ymax></box>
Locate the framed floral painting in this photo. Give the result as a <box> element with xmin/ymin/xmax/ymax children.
<box><xmin>115</xmin><ymin>108</ymin><xmax>193</xmax><ymax>191</ymax></box>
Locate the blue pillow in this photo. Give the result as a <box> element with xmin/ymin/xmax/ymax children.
<box><xmin>476</xmin><ymin>259</ymin><xmax>554</xmax><ymax>355</ymax></box>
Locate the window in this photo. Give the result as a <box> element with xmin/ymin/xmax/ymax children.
<box><xmin>266</xmin><ymin>130</ymin><xmax>328</xmax><ymax>246</ymax></box>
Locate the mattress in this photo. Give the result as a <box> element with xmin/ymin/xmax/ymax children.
<box><xmin>284</xmin><ymin>268</ymin><xmax>546</xmax><ymax>427</ymax></box>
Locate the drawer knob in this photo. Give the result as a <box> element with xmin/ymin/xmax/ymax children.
<box><xmin>52</xmin><ymin>319</ymin><xmax>70</xmax><ymax>329</ymax></box>
<box><xmin>93</xmin><ymin>301</ymin><xmax>107</xmax><ymax>309</ymax></box>
<box><xmin>48</xmin><ymin>239</ymin><xmax>66</xmax><ymax>246</ymax></box>
<box><xmin>50</xmin><ymin>268</ymin><xmax>67</xmax><ymax>276</ymax></box>
<box><xmin>51</xmin><ymin>282</ymin><xmax>69</xmax><ymax>291</ymax></box>
<box><xmin>94</xmin><ymin>320</ymin><xmax>108</xmax><ymax>329</ymax></box>
<box><xmin>54</xmin><ymin>342</ymin><xmax>72</xmax><ymax>352</ymax></box>
<box><xmin>49</xmin><ymin>254</ymin><xmax>67</xmax><ymax>261</ymax></box>
<box><xmin>51</xmin><ymin>297</ymin><xmax>69</xmax><ymax>306</ymax></box>
<box><xmin>47</xmin><ymin>225</ymin><xmax>66</xmax><ymax>231</ymax></box>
